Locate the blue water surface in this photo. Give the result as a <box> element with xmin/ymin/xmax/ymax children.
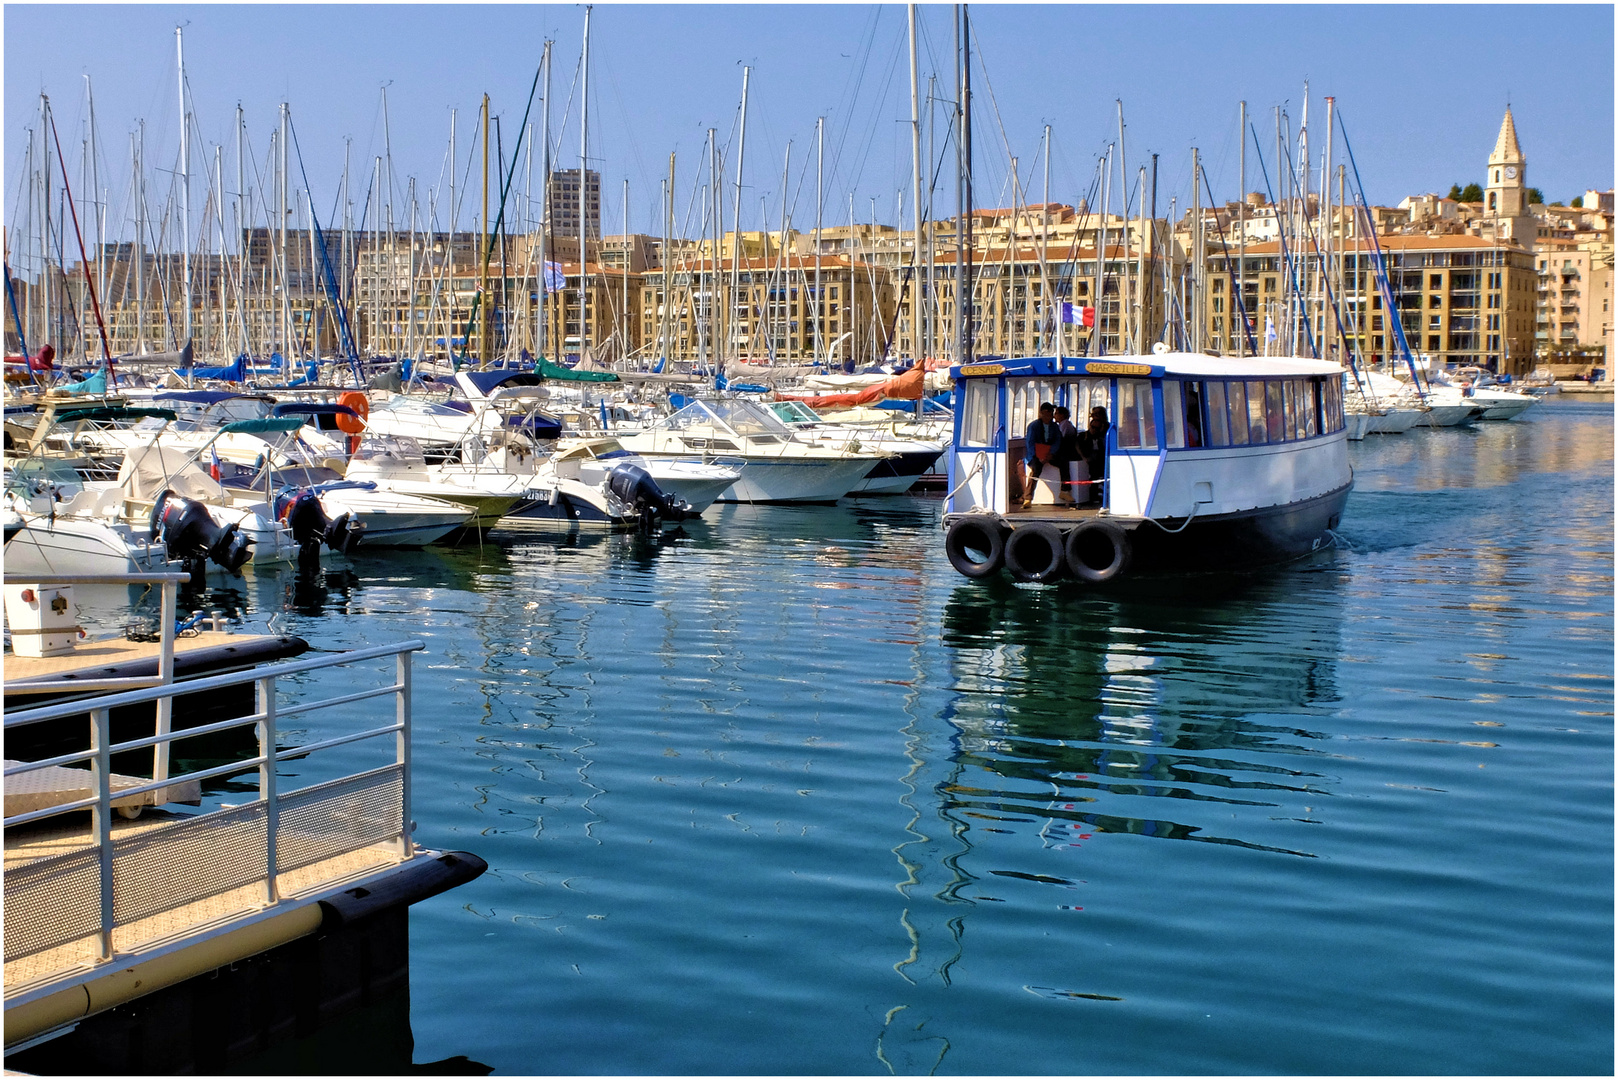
<box><xmin>188</xmin><ymin>399</ymin><xmax>1612</xmax><ymax>1075</ymax></box>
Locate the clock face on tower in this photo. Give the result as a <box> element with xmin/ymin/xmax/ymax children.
<box><xmin>1504</xmin><ymin>166</ymin><xmax>1518</xmax><ymax>180</ymax></box>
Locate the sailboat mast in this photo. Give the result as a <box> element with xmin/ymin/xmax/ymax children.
<box><xmin>539</xmin><ymin>41</ymin><xmax>551</xmax><ymax>360</ymax></box>
<box><xmin>1323</xmin><ymin>95</ymin><xmax>1335</xmax><ymax>365</ymax></box>
<box><xmin>215</xmin><ymin>145</ymin><xmax>226</xmax><ymax>359</ymax></box>
<box><xmin>579</xmin><ymin>5</ymin><xmax>592</xmax><ymax>363</ymax></box>
<box><xmin>177</xmin><ymin>26</ymin><xmax>192</xmax><ymax>347</ymax></box>
<box><xmin>41</xmin><ymin>99</ymin><xmax>52</xmax><ymax>352</ymax></box>
<box><xmin>480</xmin><ymin>92</ymin><xmax>490</xmax><ymax>367</ymax></box>
<box><xmin>236</xmin><ymin>105</ymin><xmax>246</xmax><ymax>355</ymax></box>
<box><xmin>661</xmin><ymin>152</ymin><xmax>673</xmax><ymax>362</ymax></box>
<box><xmin>1238</xmin><ymin>100</ymin><xmax>1246</xmax><ymax>357</ymax></box>
<box><xmin>814</xmin><ymin>116</ymin><xmax>824</xmax><ymax>364</ymax></box>
<box><xmin>135</xmin><ymin>124</ymin><xmax>146</xmax><ymax>351</ymax></box>
<box><xmin>279</xmin><ymin>103</ymin><xmax>290</xmax><ymax>359</ymax></box>
<box><xmin>87</xmin><ymin>76</ymin><xmax>106</xmax><ymax>320</ymax></box>
<box><xmin>1191</xmin><ymin>146</ymin><xmax>1202</xmax><ymax>354</ymax></box>
<box><xmin>621</xmin><ymin>176</ymin><xmax>629</xmax><ymax>360</ymax></box>
<box><xmin>954</xmin><ymin>4</ymin><xmax>972</xmax><ymax>364</ymax></box>
<box><xmin>1093</xmin><ymin>147</ymin><xmax>1109</xmax><ymax>358</ymax></box>
<box><xmin>1042</xmin><ymin>125</ymin><xmax>1050</xmax><ymax>353</ymax></box>
<box><xmin>730</xmin><ymin>65</ymin><xmax>751</xmax><ymax>368</ymax></box>
<box><xmin>908</xmin><ymin>3</ymin><xmax>923</xmax><ymax>369</ymax></box>
<box><xmin>1137</xmin><ymin>165</ymin><xmax>1147</xmax><ymax>353</ymax></box>
<box><xmin>1118</xmin><ymin>100</ymin><xmax>1131</xmax><ymax>353</ymax></box>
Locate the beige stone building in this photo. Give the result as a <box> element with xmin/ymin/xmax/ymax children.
<box><xmin>637</xmin><ymin>255</ymin><xmax>891</xmax><ymax>366</ymax></box>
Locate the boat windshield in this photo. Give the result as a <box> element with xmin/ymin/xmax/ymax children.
<box><xmin>657</xmin><ymin>397</ymin><xmax>794</xmax><ymax>439</ymax></box>
<box><xmin>6</xmin><ymin>458</ymin><xmax>86</xmax><ymax>499</ymax></box>
<box><xmin>352</xmin><ymin>435</ymin><xmax>428</xmax><ymax>465</ymax></box>
<box><xmin>767</xmin><ymin>401</ymin><xmax>822</xmax><ymax>425</ymax></box>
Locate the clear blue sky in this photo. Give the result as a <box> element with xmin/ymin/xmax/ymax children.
<box><xmin>5</xmin><ymin>3</ymin><xmax>1613</xmax><ymax>247</ymax></box>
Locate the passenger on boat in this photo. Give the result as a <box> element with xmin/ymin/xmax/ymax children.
<box><xmin>1053</xmin><ymin>406</ymin><xmax>1083</xmax><ymax>506</ymax></box>
<box><xmin>1183</xmin><ymin>384</ymin><xmax>1204</xmax><ymax>448</ymax></box>
<box><xmin>1021</xmin><ymin>403</ymin><xmax>1061</xmax><ymax>508</ymax></box>
<box><xmin>1077</xmin><ymin>407</ymin><xmax>1109</xmax><ymax>506</ymax></box>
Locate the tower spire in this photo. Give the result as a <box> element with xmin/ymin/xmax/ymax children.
<box><xmin>1490</xmin><ymin>107</ymin><xmax>1524</xmax><ymax>165</ymax></box>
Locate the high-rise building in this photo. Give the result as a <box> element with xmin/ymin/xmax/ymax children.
<box><xmin>547</xmin><ymin>169</ymin><xmax>601</xmax><ymax>242</ymax></box>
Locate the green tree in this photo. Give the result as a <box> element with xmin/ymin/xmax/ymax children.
<box><xmin>1527</xmin><ymin>187</ymin><xmax>1546</xmax><ymax>205</ymax></box>
<box><xmin>1459</xmin><ymin>183</ymin><xmax>1484</xmax><ymax>202</ymax></box>
<box><xmin>1447</xmin><ymin>183</ymin><xmax>1464</xmax><ymax>200</ymax></box>
<box><xmin>1572</xmin><ymin>195</ymin><xmax>1584</xmax><ymax>208</ymax></box>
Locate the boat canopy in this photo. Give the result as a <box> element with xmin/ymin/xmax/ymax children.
<box><xmin>273</xmin><ymin>402</ymin><xmax>362</xmax><ymax>419</ymax></box>
<box><xmin>53</xmin><ymin>406</ymin><xmax>177</xmax><ymax>424</ymax></box>
<box><xmin>458</xmin><ymin>370</ymin><xmax>544</xmax><ymax>397</ymax></box>
<box><xmin>534</xmin><ymin>356</ymin><xmax>618</xmax><ymax>383</ymax></box>
<box><xmin>151</xmin><ymin>390</ymin><xmax>268</xmax><ymax>404</ymax></box>
<box><xmin>950</xmin><ymin>353</ymin><xmax>1344</xmax><ymax>381</ymax></box>
<box><xmin>218</xmin><ymin>418</ymin><xmax>309</xmax><ymax>435</ymax></box>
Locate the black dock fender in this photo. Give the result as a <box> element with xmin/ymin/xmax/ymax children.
<box><xmin>318</xmin><ymin>850</ymin><xmax>489</xmax><ymax>928</ymax></box>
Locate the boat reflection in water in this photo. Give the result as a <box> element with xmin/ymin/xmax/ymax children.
<box><xmin>885</xmin><ymin>561</ymin><xmax>1348</xmax><ymax>1045</ymax></box>
<box><xmin>937</xmin><ymin>568</ymin><xmax>1345</xmax><ymax>849</ymax></box>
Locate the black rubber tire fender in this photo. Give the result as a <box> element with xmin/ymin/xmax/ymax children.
<box><xmin>1064</xmin><ymin>519</ymin><xmax>1132</xmax><ymax>584</ymax></box>
<box><xmin>1004</xmin><ymin>522</ymin><xmax>1066</xmax><ymax>583</ymax></box>
<box><xmin>944</xmin><ymin>516</ymin><xmax>1006</xmax><ymax>579</ymax></box>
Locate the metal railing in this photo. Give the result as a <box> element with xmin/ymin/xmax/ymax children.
<box><xmin>3</xmin><ymin>639</ymin><xmax>422</xmax><ymax>969</ymax></box>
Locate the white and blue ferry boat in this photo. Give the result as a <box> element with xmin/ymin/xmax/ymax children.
<box><xmin>942</xmin><ymin>351</ymin><xmax>1352</xmax><ymax>583</ymax></box>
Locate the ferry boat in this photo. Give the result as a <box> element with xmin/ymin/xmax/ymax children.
<box><xmin>941</xmin><ymin>352</ymin><xmax>1352</xmax><ymax>583</ymax></box>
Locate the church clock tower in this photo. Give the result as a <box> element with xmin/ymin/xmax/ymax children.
<box><xmin>1486</xmin><ymin>107</ymin><xmax>1535</xmax><ymax>245</ymax></box>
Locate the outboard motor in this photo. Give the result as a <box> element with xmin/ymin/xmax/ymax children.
<box><xmin>149</xmin><ymin>490</ymin><xmax>253</xmax><ymax>576</ymax></box>
<box><xmin>606</xmin><ymin>463</ymin><xmax>694</xmax><ymax>533</ymax></box>
<box><xmin>275</xmin><ymin>488</ymin><xmax>361</xmax><ymax>570</ymax></box>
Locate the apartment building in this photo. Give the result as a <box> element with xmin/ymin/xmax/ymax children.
<box><xmin>1206</xmin><ymin>236</ymin><xmax>1537</xmax><ymax>375</ymax></box>
<box><xmin>637</xmin><ymin>256</ymin><xmax>890</xmax><ymax>366</ymax></box>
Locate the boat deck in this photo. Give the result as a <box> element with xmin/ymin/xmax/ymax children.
<box><xmin>6</xmin><ymin>631</ymin><xmax>246</xmax><ymax>686</ymax></box>
<box><xmin>4</xmin><ymin>632</ymin><xmax>308</xmax><ymax>707</ymax></box>
<box><xmin>3</xmin><ymin>808</ymin><xmax>403</xmax><ymax>996</ymax></box>
<box><xmin>1001</xmin><ymin>502</ymin><xmax>1106</xmax><ymax>524</ymax></box>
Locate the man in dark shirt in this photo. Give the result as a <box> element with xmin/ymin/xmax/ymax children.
<box><xmin>1076</xmin><ymin>406</ymin><xmax>1109</xmax><ymax>506</ymax></box>
<box><xmin>1021</xmin><ymin>402</ymin><xmax>1059</xmax><ymax>507</ymax></box>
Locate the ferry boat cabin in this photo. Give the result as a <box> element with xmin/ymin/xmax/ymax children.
<box><xmin>943</xmin><ymin>354</ymin><xmax>1352</xmax><ymax>583</ymax></box>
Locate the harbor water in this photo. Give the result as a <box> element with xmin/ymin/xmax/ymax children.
<box><xmin>122</xmin><ymin>399</ymin><xmax>1609</xmax><ymax>1074</ymax></box>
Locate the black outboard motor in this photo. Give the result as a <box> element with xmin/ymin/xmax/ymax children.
<box><xmin>275</xmin><ymin>488</ymin><xmax>361</xmax><ymax>569</ymax></box>
<box><xmin>149</xmin><ymin>490</ymin><xmax>253</xmax><ymax>576</ymax></box>
<box><xmin>606</xmin><ymin>463</ymin><xmax>694</xmax><ymax>533</ymax></box>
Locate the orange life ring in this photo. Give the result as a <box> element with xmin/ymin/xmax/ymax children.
<box><xmin>336</xmin><ymin>391</ymin><xmax>369</xmax><ymax>434</ymax></box>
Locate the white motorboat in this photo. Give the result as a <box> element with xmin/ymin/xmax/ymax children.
<box><xmin>1468</xmin><ymin>385</ymin><xmax>1537</xmax><ymax>420</ymax></box>
<box><xmin>764</xmin><ymin>400</ymin><xmax>944</xmax><ymax>495</ymax></box>
<box><xmin>2</xmin><ymin>489</ymin><xmax>179</xmax><ymax>576</ymax></box>
<box><xmin>363</xmin><ymin>372</ymin><xmax>563</xmax><ymax>458</ymax></box>
<box><xmin>1431</xmin><ymin>371</ymin><xmax>1537</xmax><ymax>421</ymax></box>
<box><xmin>344</xmin><ymin>435</ymin><xmax>522</xmax><ymax>535</ymax></box>
<box><xmin>614</xmin><ymin>397</ymin><xmax>882</xmax><ymax>504</ymax></box>
<box><xmin>551</xmin><ymin>437</ymin><xmax>741</xmax><ymax>513</ymax></box>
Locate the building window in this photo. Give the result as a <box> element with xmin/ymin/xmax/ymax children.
<box><xmin>1427</xmin><ymin>335</ymin><xmax>1440</xmax><ymax>352</ymax></box>
<box><xmin>1430</xmin><ymin>274</ymin><xmax>1442</xmax><ymax>289</ymax></box>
